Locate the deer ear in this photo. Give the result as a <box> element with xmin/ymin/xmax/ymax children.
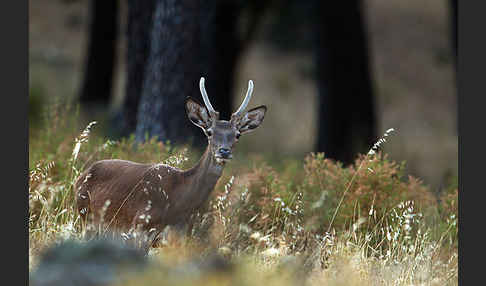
<box><xmin>185</xmin><ymin>97</ymin><xmax>212</xmax><ymax>130</ymax></box>
<box><xmin>234</xmin><ymin>105</ymin><xmax>267</xmax><ymax>134</ymax></box>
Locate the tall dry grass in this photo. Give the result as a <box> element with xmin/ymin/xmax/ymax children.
<box><xmin>29</xmin><ymin>102</ymin><xmax>457</xmax><ymax>285</ymax></box>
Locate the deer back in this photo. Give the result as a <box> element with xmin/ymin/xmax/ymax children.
<box><xmin>75</xmin><ymin>159</ymin><xmax>187</xmax><ymax>231</ymax></box>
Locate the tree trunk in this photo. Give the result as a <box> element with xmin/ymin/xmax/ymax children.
<box><xmin>450</xmin><ymin>0</ymin><xmax>457</xmax><ymax>69</ymax></box>
<box><xmin>120</xmin><ymin>0</ymin><xmax>265</xmax><ymax>145</ymax></box>
<box><xmin>313</xmin><ymin>0</ymin><xmax>376</xmax><ymax>165</ymax></box>
<box><xmin>78</xmin><ymin>0</ymin><xmax>118</xmax><ymax>107</ymax></box>
<box><xmin>133</xmin><ymin>0</ymin><xmax>250</xmax><ymax>147</ymax></box>
<box><xmin>205</xmin><ymin>0</ymin><xmax>269</xmax><ymax>119</ymax></box>
<box><xmin>200</xmin><ymin>1</ymin><xmax>240</xmax><ymax>120</ymax></box>
<box><xmin>116</xmin><ymin>0</ymin><xmax>157</xmax><ymax>137</ymax></box>
<box><xmin>134</xmin><ymin>0</ymin><xmax>209</xmax><ymax>145</ymax></box>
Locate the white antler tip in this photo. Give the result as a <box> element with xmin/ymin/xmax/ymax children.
<box><xmin>199</xmin><ymin>76</ymin><xmax>216</xmax><ymax>115</ymax></box>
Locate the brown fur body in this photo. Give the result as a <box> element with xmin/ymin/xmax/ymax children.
<box><xmin>75</xmin><ymin>146</ymin><xmax>222</xmax><ymax>234</ymax></box>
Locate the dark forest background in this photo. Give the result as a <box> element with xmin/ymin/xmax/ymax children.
<box><xmin>29</xmin><ymin>0</ymin><xmax>457</xmax><ymax>189</ymax></box>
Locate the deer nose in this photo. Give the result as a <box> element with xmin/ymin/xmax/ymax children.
<box><xmin>218</xmin><ymin>148</ymin><xmax>232</xmax><ymax>158</ymax></box>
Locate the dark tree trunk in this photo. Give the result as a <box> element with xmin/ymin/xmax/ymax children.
<box><xmin>313</xmin><ymin>0</ymin><xmax>376</xmax><ymax>165</ymax></box>
<box><xmin>200</xmin><ymin>1</ymin><xmax>240</xmax><ymax>120</ymax></box>
<box><xmin>133</xmin><ymin>0</ymin><xmax>254</xmax><ymax>146</ymax></box>
<box><xmin>450</xmin><ymin>0</ymin><xmax>457</xmax><ymax>69</ymax></box>
<box><xmin>78</xmin><ymin>0</ymin><xmax>119</xmax><ymax>107</ymax></box>
<box><xmin>116</xmin><ymin>0</ymin><xmax>157</xmax><ymax>137</ymax></box>
<box><xmin>134</xmin><ymin>0</ymin><xmax>209</xmax><ymax>145</ymax></box>
<box><xmin>201</xmin><ymin>1</ymin><xmax>269</xmax><ymax>120</ymax></box>
<box><xmin>120</xmin><ymin>0</ymin><xmax>266</xmax><ymax>145</ymax></box>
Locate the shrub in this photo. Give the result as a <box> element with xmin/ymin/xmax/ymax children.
<box><xmin>301</xmin><ymin>152</ymin><xmax>436</xmax><ymax>233</ymax></box>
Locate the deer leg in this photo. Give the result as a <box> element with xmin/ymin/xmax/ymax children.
<box><xmin>172</xmin><ymin>215</ymin><xmax>191</xmax><ymax>237</ymax></box>
<box><xmin>127</xmin><ymin>210</ymin><xmax>165</xmax><ymax>253</ymax></box>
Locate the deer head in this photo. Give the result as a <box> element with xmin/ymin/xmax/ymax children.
<box><xmin>185</xmin><ymin>77</ymin><xmax>267</xmax><ymax>165</ymax></box>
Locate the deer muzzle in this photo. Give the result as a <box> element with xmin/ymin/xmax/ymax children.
<box><xmin>215</xmin><ymin>148</ymin><xmax>232</xmax><ymax>164</ymax></box>
<box><xmin>217</xmin><ymin>148</ymin><xmax>232</xmax><ymax>159</ymax></box>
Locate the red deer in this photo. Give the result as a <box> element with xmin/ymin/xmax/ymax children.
<box><xmin>75</xmin><ymin>77</ymin><xmax>267</xmax><ymax>248</ymax></box>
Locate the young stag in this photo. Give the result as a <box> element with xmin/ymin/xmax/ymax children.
<box><xmin>75</xmin><ymin>77</ymin><xmax>267</xmax><ymax>245</ymax></box>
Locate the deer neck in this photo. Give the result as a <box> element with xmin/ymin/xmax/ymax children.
<box><xmin>195</xmin><ymin>143</ymin><xmax>225</xmax><ymax>178</ymax></box>
<box><xmin>178</xmin><ymin>144</ymin><xmax>224</xmax><ymax>208</ymax></box>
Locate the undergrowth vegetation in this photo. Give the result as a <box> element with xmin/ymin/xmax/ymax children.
<box><xmin>29</xmin><ymin>101</ymin><xmax>458</xmax><ymax>285</ymax></box>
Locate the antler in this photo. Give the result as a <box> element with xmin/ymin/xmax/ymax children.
<box><xmin>199</xmin><ymin>77</ymin><xmax>218</xmax><ymax>117</ymax></box>
<box><xmin>232</xmin><ymin>80</ymin><xmax>254</xmax><ymax>118</ymax></box>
